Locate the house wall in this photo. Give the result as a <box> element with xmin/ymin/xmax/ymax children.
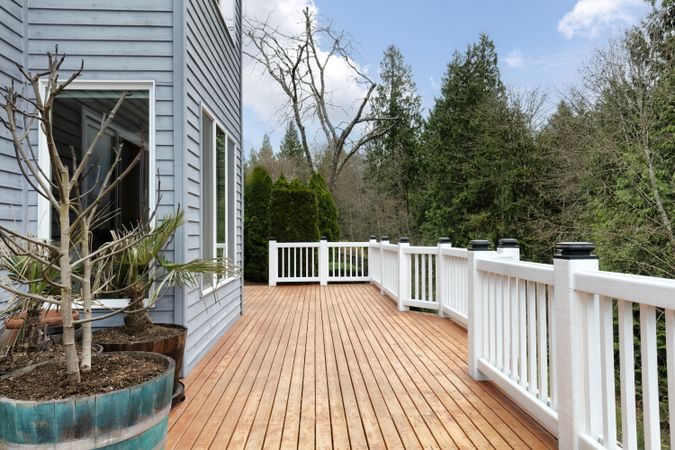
<box><xmin>0</xmin><ymin>1</ymin><xmax>26</xmax><ymax>231</ymax></box>
<box><xmin>0</xmin><ymin>1</ymin><xmax>244</xmax><ymax>373</ymax></box>
<box><xmin>9</xmin><ymin>0</ymin><xmax>179</xmax><ymax>325</ymax></box>
<box><xmin>182</xmin><ymin>0</ymin><xmax>243</xmax><ymax>374</ymax></box>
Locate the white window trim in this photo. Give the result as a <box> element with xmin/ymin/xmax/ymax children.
<box><xmin>36</xmin><ymin>80</ymin><xmax>156</xmax><ymax>309</ymax></box>
<box><xmin>200</xmin><ymin>104</ymin><xmax>235</xmax><ymax>295</ymax></box>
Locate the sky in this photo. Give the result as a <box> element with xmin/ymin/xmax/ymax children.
<box><xmin>242</xmin><ymin>0</ymin><xmax>652</xmax><ymax>155</ymax></box>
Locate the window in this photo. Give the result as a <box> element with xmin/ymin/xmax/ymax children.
<box><xmin>37</xmin><ymin>82</ymin><xmax>155</xmax><ymax>248</ymax></box>
<box><xmin>201</xmin><ymin>108</ymin><xmax>234</xmax><ymax>289</ymax></box>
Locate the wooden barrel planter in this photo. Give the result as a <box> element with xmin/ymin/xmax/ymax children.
<box><xmin>0</xmin><ymin>352</ymin><xmax>174</xmax><ymax>449</ymax></box>
<box><xmin>1</xmin><ymin>311</ymin><xmax>81</xmax><ymax>348</ymax></box>
<box><xmin>97</xmin><ymin>323</ymin><xmax>187</xmax><ymax>406</ymax></box>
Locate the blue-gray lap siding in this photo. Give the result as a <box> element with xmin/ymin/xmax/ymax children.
<box><xmin>0</xmin><ymin>1</ymin><xmax>178</xmax><ymax>324</ymax></box>
<box><xmin>0</xmin><ymin>1</ymin><xmax>26</xmax><ymax>232</ymax></box>
<box><xmin>0</xmin><ymin>1</ymin><xmax>243</xmax><ymax>373</ymax></box>
<box><xmin>181</xmin><ymin>0</ymin><xmax>244</xmax><ymax>374</ymax></box>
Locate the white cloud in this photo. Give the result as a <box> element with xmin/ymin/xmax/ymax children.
<box><xmin>504</xmin><ymin>50</ymin><xmax>525</xmax><ymax>68</ymax></box>
<box><xmin>243</xmin><ymin>0</ymin><xmax>370</xmax><ymax>146</ymax></box>
<box><xmin>557</xmin><ymin>0</ymin><xmax>646</xmax><ymax>39</ymax></box>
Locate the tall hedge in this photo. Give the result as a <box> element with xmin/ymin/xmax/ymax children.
<box><xmin>244</xmin><ymin>166</ymin><xmax>273</xmax><ymax>282</ymax></box>
<box><xmin>270</xmin><ymin>179</ymin><xmax>320</xmax><ymax>242</ymax></box>
<box><xmin>309</xmin><ymin>173</ymin><xmax>340</xmax><ymax>241</ymax></box>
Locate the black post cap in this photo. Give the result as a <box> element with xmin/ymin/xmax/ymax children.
<box><xmin>381</xmin><ymin>235</ymin><xmax>389</xmax><ymax>241</ymax></box>
<box><xmin>320</xmin><ymin>236</ymin><xmax>327</xmax><ymax>241</ymax></box>
<box><xmin>399</xmin><ymin>237</ymin><xmax>410</xmax><ymax>243</ymax></box>
<box><xmin>554</xmin><ymin>242</ymin><xmax>598</xmax><ymax>260</ymax></box>
<box><xmin>438</xmin><ymin>237</ymin><xmax>451</xmax><ymax>244</ymax></box>
<box><xmin>468</xmin><ymin>240</ymin><xmax>491</xmax><ymax>251</ymax></box>
<box><xmin>269</xmin><ymin>236</ymin><xmax>276</xmax><ymax>241</ymax></box>
<box><xmin>498</xmin><ymin>238</ymin><xmax>519</xmax><ymax>248</ymax></box>
<box><xmin>370</xmin><ymin>235</ymin><xmax>377</xmax><ymax>240</ymax></box>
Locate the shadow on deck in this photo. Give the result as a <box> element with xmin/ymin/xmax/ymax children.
<box><xmin>167</xmin><ymin>284</ymin><xmax>557</xmax><ymax>449</ymax></box>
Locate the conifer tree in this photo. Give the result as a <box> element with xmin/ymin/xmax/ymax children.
<box><xmin>279</xmin><ymin>121</ymin><xmax>303</xmax><ymax>159</ymax></box>
<box><xmin>367</xmin><ymin>45</ymin><xmax>422</xmax><ymax>237</ymax></box>
<box><xmin>244</xmin><ymin>167</ymin><xmax>273</xmax><ymax>282</ymax></box>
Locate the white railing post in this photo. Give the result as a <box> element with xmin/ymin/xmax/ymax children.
<box><xmin>319</xmin><ymin>236</ymin><xmax>329</xmax><ymax>286</ymax></box>
<box><xmin>380</xmin><ymin>236</ymin><xmax>388</xmax><ymax>295</ymax></box>
<box><xmin>268</xmin><ymin>238</ymin><xmax>277</xmax><ymax>286</ymax></box>
<box><xmin>437</xmin><ymin>237</ymin><xmax>452</xmax><ymax>318</ymax></box>
<box><xmin>368</xmin><ymin>235</ymin><xmax>377</xmax><ymax>284</ymax></box>
<box><xmin>497</xmin><ymin>238</ymin><xmax>520</xmax><ymax>261</ymax></box>
<box><xmin>553</xmin><ymin>242</ymin><xmax>599</xmax><ymax>450</ymax></box>
<box><xmin>398</xmin><ymin>237</ymin><xmax>411</xmax><ymax>312</ymax></box>
<box><xmin>467</xmin><ymin>239</ymin><xmax>496</xmax><ymax>380</ymax></box>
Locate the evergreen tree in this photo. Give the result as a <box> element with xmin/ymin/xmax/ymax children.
<box><xmin>279</xmin><ymin>121</ymin><xmax>304</xmax><ymax>159</ymax></box>
<box><xmin>309</xmin><ymin>173</ymin><xmax>340</xmax><ymax>240</ymax></box>
<box><xmin>367</xmin><ymin>45</ymin><xmax>423</xmax><ymax>238</ymax></box>
<box><xmin>415</xmin><ymin>34</ymin><xmax>505</xmax><ymax>245</ymax></box>
<box><xmin>270</xmin><ymin>178</ymin><xmax>320</xmax><ymax>242</ymax></box>
<box><xmin>244</xmin><ymin>167</ymin><xmax>273</xmax><ymax>282</ymax></box>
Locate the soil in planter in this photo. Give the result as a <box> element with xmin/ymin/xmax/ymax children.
<box><xmin>0</xmin><ymin>353</ymin><xmax>167</xmax><ymax>401</ymax></box>
<box><xmin>0</xmin><ymin>344</ymin><xmax>102</xmax><ymax>378</ymax></box>
<box><xmin>94</xmin><ymin>324</ymin><xmax>184</xmax><ymax>344</ymax></box>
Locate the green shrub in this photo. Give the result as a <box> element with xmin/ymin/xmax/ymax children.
<box><xmin>244</xmin><ymin>166</ymin><xmax>273</xmax><ymax>282</ymax></box>
<box><xmin>270</xmin><ymin>178</ymin><xmax>320</xmax><ymax>242</ymax></box>
<box><xmin>309</xmin><ymin>173</ymin><xmax>340</xmax><ymax>241</ymax></box>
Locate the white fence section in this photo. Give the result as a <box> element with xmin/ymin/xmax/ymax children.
<box><xmin>268</xmin><ymin>237</ymin><xmax>675</xmax><ymax>449</ymax></box>
<box><xmin>567</xmin><ymin>266</ymin><xmax>675</xmax><ymax>450</ymax></box>
<box><xmin>269</xmin><ymin>239</ymin><xmax>369</xmax><ymax>285</ymax></box>
<box><xmin>327</xmin><ymin>242</ymin><xmax>370</xmax><ymax>282</ymax></box>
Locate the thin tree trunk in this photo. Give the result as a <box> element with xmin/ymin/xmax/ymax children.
<box><xmin>58</xmin><ymin>173</ymin><xmax>80</xmax><ymax>384</ymax></box>
<box><xmin>80</xmin><ymin>220</ymin><xmax>92</xmax><ymax>373</ymax></box>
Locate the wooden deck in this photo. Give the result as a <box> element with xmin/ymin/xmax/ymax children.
<box><xmin>167</xmin><ymin>284</ymin><xmax>557</xmax><ymax>449</ymax></box>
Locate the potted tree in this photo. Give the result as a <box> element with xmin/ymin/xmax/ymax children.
<box><xmin>0</xmin><ymin>49</ymin><xmax>179</xmax><ymax>448</ymax></box>
<box><xmin>93</xmin><ymin>210</ymin><xmax>239</xmax><ymax>404</ymax></box>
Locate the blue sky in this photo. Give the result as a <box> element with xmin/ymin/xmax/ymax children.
<box><xmin>243</xmin><ymin>0</ymin><xmax>651</xmax><ymax>154</ymax></box>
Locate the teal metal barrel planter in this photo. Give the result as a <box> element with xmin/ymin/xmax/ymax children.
<box><xmin>0</xmin><ymin>352</ymin><xmax>174</xmax><ymax>449</ymax></box>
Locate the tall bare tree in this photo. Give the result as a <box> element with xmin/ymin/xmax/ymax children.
<box><xmin>245</xmin><ymin>8</ymin><xmax>391</xmax><ymax>191</ymax></box>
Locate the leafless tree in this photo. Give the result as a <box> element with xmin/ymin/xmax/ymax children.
<box><xmin>245</xmin><ymin>8</ymin><xmax>392</xmax><ymax>192</ymax></box>
<box><xmin>0</xmin><ymin>49</ymin><xmax>142</xmax><ymax>383</ymax></box>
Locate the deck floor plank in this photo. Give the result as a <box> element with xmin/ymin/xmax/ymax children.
<box><xmin>168</xmin><ymin>284</ymin><xmax>557</xmax><ymax>449</ymax></box>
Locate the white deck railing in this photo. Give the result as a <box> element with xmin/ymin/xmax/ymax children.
<box><xmin>268</xmin><ymin>237</ymin><xmax>675</xmax><ymax>449</ymax></box>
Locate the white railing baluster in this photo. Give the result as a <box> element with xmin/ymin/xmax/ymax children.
<box><xmin>510</xmin><ymin>276</ymin><xmax>519</xmax><ymax>382</ymax></box>
<box><xmin>640</xmin><ymin>304</ymin><xmax>661</xmax><ymax>449</ymax></box>
<box><xmin>503</xmin><ymin>276</ymin><xmax>510</xmax><ymax>370</ymax></box>
<box><xmin>617</xmin><ymin>299</ymin><xmax>638</xmax><ymax>450</ymax></box>
<box><xmin>496</xmin><ymin>275</ymin><xmax>503</xmax><ymax>369</ymax></box>
<box><xmin>518</xmin><ymin>278</ymin><xmax>527</xmax><ymax>388</ymax></box>
<box><xmin>585</xmin><ymin>293</ymin><xmax>602</xmax><ymax>437</ymax></box>
<box><xmin>421</xmin><ymin>254</ymin><xmax>426</xmax><ymax>302</ymax></box>
<box><xmin>599</xmin><ymin>295</ymin><xmax>617</xmax><ymax>449</ymax></box>
<box><xmin>667</xmin><ymin>310</ymin><xmax>675</xmax><ymax>448</ymax></box>
<box><xmin>527</xmin><ymin>281</ymin><xmax>537</xmax><ymax>396</ymax></box>
<box><xmin>548</xmin><ymin>285</ymin><xmax>557</xmax><ymax>410</ymax></box>
<box><xmin>537</xmin><ymin>283</ymin><xmax>548</xmax><ymax>402</ymax></box>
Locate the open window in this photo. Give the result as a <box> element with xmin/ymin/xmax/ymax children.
<box><xmin>37</xmin><ymin>82</ymin><xmax>155</xmax><ymax>249</ymax></box>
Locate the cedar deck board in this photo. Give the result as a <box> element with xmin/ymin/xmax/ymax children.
<box><xmin>168</xmin><ymin>284</ymin><xmax>557</xmax><ymax>449</ymax></box>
